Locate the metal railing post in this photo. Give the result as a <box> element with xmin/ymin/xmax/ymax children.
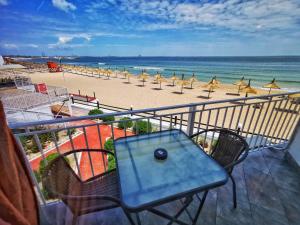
<box><xmin>187</xmin><ymin>105</ymin><xmax>196</xmax><ymax>136</ymax></box>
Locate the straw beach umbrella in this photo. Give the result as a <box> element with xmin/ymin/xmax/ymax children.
<box><xmin>138</xmin><ymin>72</ymin><xmax>149</xmax><ymax>86</ymax></box>
<box><xmin>233</xmin><ymin>76</ymin><xmax>247</xmax><ymax>94</ymax></box>
<box><xmin>105</xmin><ymin>69</ymin><xmax>112</xmax><ymax>79</ymax></box>
<box><xmin>170</xmin><ymin>73</ymin><xmax>178</xmax><ymax>86</ymax></box>
<box><xmin>176</xmin><ymin>74</ymin><xmax>189</xmax><ymax>94</ymax></box>
<box><xmin>154</xmin><ymin>72</ymin><xmax>162</xmax><ymax>84</ymax></box>
<box><xmin>263</xmin><ymin>78</ymin><xmax>280</xmax><ymax>94</ymax></box>
<box><xmin>241</xmin><ymin>79</ymin><xmax>257</xmax><ymax>96</ymax></box>
<box><xmin>203</xmin><ymin>77</ymin><xmax>220</xmax><ymax>98</ymax></box>
<box><xmin>126</xmin><ymin>72</ymin><xmax>133</xmax><ymax>83</ymax></box>
<box><xmin>122</xmin><ymin>70</ymin><xmax>129</xmax><ymax>79</ymax></box>
<box><xmin>189</xmin><ymin>73</ymin><xmax>198</xmax><ymax>89</ymax></box>
<box><xmin>157</xmin><ymin>77</ymin><xmax>167</xmax><ymax>89</ymax></box>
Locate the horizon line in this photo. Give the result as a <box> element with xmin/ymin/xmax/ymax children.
<box><xmin>5</xmin><ymin>54</ymin><xmax>300</xmax><ymax>58</ymax></box>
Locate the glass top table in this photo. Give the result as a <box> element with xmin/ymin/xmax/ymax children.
<box><xmin>114</xmin><ymin>129</ymin><xmax>228</xmax><ymax>211</ymax></box>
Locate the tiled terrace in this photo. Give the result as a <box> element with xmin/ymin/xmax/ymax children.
<box><xmin>42</xmin><ymin>147</ymin><xmax>300</xmax><ymax>225</ymax></box>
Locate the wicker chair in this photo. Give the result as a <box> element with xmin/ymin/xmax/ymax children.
<box><xmin>190</xmin><ymin>129</ymin><xmax>249</xmax><ymax>208</ymax></box>
<box><xmin>41</xmin><ymin>149</ymin><xmax>135</xmax><ymax>225</ymax></box>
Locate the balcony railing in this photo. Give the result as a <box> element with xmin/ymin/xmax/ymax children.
<box><xmin>10</xmin><ymin>91</ymin><xmax>300</xmax><ymax>205</ymax></box>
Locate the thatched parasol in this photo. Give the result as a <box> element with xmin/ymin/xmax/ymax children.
<box><xmin>241</xmin><ymin>79</ymin><xmax>257</xmax><ymax>96</ymax></box>
<box><xmin>126</xmin><ymin>72</ymin><xmax>133</xmax><ymax>83</ymax></box>
<box><xmin>153</xmin><ymin>72</ymin><xmax>162</xmax><ymax>83</ymax></box>
<box><xmin>202</xmin><ymin>77</ymin><xmax>220</xmax><ymax>98</ymax></box>
<box><xmin>263</xmin><ymin>78</ymin><xmax>280</xmax><ymax>94</ymax></box>
<box><xmin>233</xmin><ymin>76</ymin><xmax>247</xmax><ymax>94</ymax></box>
<box><xmin>176</xmin><ymin>77</ymin><xmax>190</xmax><ymax>94</ymax></box>
<box><xmin>170</xmin><ymin>73</ymin><xmax>178</xmax><ymax>86</ymax></box>
<box><xmin>189</xmin><ymin>73</ymin><xmax>198</xmax><ymax>89</ymax></box>
<box><xmin>157</xmin><ymin>77</ymin><xmax>167</xmax><ymax>89</ymax></box>
<box><xmin>138</xmin><ymin>72</ymin><xmax>149</xmax><ymax>86</ymax></box>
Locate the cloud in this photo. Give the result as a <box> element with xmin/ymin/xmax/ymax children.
<box><xmin>2</xmin><ymin>43</ymin><xmax>17</xmax><ymax>49</ymax></box>
<box><xmin>27</xmin><ymin>44</ymin><xmax>39</xmax><ymax>48</ymax></box>
<box><xmin>1</xmin><ymin>43</ymin><xmax>39</xmax><ymax>49</ymax></box>
<box><xmin>0</xmin><ymin>0</ymin><xmax>8</xmax><ymax>6</ymax></box>
<box><xmin>85</xmin><ymin>0</ymin><xmax>300</xmax><ymax>33</ymax></box>
<box><xmin>141</xmin><ymin>23</ymin><xmax>180</xmax><ymax>31</ymax></box>
<box><xmin>52</xmin><ymin>0</ymin><xmax>76</xmax><ymax>12</ymax></box>
<box><xmin>58</xmin><ymin>36</ymin><xmax>73</xmax><ymax>44</ymax></box>
<box><xmin>48</xmin><ymin>43</ymin><xmax>92</xmax><ymax>50</ymax></box>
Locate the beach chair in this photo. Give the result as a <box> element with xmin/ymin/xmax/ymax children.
<box><xmin>41</xmin><ymin>149</ymin><xmax>135</xmax><ymax>225</ymax></box>
<box><xmin>190</xmin><ymin>129</ymin><xmax>249</xmax><ymax>208</ymax></box>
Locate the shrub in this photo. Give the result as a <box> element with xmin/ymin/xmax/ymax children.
<box><xmin>39</xmin><ymin>153</ymin><xmax>60</xmax><ymax>176</ymax></box>
<box><xmin>133</xmin><ymin>120</ymin><xmax>152</xmax><ymax>134</ymax></box>
<box><xmin>67</xmin><ymin>128</ymin><xmax>76</xmax><ymax>136</ymax></box>
<box><xmin>88</xmin><ymin>108</ymin><xmax>103</xmax><ymax>116</ymax></box>
<box><xmin>108</xmin><ymin>155</ymin><xmax>116</xmax><ymax>170</ymax></box>
<box><xmin>104</xmin><ymin>138</ymin><xmax>114</xmax><ymax>151</ymax></box>
<box><xmin>104</xmin><ymin>138</ymin><xmax>116</xmax><ymax>170</ymax></box>
<box><xmin>117</xmin><ymin>117</ymin><xmax>133</xmax><ymax>129</ymax></box>
<box><xmin>34</xmin><ymin>170</ymin><xmax>41</xmax><ymax>183</ymax></box>
<box><xmin>101</xmin><ymin>115</ymin><xmax>115</xmax><ymax>123</ymax></box>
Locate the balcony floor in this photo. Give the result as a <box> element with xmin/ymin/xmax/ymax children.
<box><xmin>42</xmin><ymin>147</ymin><xmax>300</xmax><ymax>225</ymax></box>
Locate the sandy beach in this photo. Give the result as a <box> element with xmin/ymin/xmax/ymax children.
<box><xmin>25</xmin><ymin>70</ymin><xmax>283</xmax><ymax>110</ymax></box>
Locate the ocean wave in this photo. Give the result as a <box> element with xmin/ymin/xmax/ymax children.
<box><xmin>133</xmin><ymin>66</ymin><xmax>164</xmax><ymax>71</ymax></box>
<box><xmin>98</xmin><ymin>62</ymin><xmax>106</xmax><ymax>65</ymax></box>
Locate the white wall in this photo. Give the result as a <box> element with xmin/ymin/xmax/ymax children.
<box><xmin>0</xmin><ymin>56</ymin><xmax>4</xmax><ymax>66</ymax></box>
<box><xmin>287</xmin><ymin>121</ymin><xmax>300</xmax><ymax>167</ymax></box>
<box><xmin>6</xmin><ymin>105</ymin><xmax>53</xmax><ymax>124</ymax></box>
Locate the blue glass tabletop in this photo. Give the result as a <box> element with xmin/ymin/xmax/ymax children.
<box><xmin>114</xmin><ymin>129</ymin><xmax>228</xmax><ymax>210</ymax></box>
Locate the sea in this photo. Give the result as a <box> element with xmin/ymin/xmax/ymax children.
<box><xmin>26</xmin><ymin>56</ymin><xmax>300</xmax><ymax>92</ymax></box>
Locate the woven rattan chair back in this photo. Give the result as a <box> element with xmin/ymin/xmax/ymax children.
<box><xmin>42</xmin><ymin>156</ymin><xmax>81</xmax><ymax>198</ymax></box>
<box><xmin>211</xmin><ymin>130</ymin><xmax>246</xmax><ymax>173</ymax></box>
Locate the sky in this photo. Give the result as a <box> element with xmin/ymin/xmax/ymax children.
<box><xmin>0</xmin><ymin>0</ymin><xmax>300</xmax><ymax>56</ymax></box>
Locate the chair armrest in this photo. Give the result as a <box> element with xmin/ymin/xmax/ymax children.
<box><xmin>57</xmin><ymin>193</ymin><xmax>120</xmax><ymax>204</ymax></box>
<box><xmin>60</xmin><ymin>149</ymin><xmax>114</xmax><ymax>157</ymax></box>
<box><xmin>189</xmin><ymin>128</ymin><xmax>238</xmax><ymax>139</ymax></box>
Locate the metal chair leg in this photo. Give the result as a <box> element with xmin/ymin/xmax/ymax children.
<box><xmin>229</xmin><ymin>174</ymin><xmax>237</xmax><ymax>208</ymax></box>
<box><xmin>192</xmin><ymin>191</ymin><xmax>208</xmax><ymax>225</ymax></box>
<box><xmin>71</xmin><ymin>214</ymin><xmax>78</xmax><ymax>225</ymax></box>
<box><xmin>122</xmin><ymin>208</ymin><xmax>136</xmax><ymax>225</ymax></box>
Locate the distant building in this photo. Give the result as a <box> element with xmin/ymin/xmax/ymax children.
<box><xmin>0</xmin><ymin>73</ymin><xmax>72</xmax><ymax>124</ymax></box>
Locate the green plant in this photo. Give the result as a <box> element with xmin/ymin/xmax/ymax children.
<box><xmin>117</xmin><ymin>117</ymin><xmax>133</xmax><ymax>129</ymax></box>
<box><xmin>39</xmin><ymin>153</ymin><xmax>60</xmax><ymax>176</ymax></box>
<box><xmin>101</xmin><ymin>115</ymin><xmax>115</xmax><ymax>123</ymax></box>
<box><xmin>104</xmin><ymin>138</ymin><xmax>116</xmax><ymax>170</ymax></box>
<box><xmin>88</xmin><ymin>108</ymin><xmax>103</xmax><ymax>116</ymax></box>
<box><xmin>133</xmin><ymin>120</ymin><xmax>152</xmax><ymax>134</ymax></box>
<box><xmin>33</xmin><ymin>170</ymin><xmax>41</xmax><ymax>183</ymax></box>
<box><xmin>108</xmin><ymin>155</ymin><xmax>116</xmax><ymax>170</ymax></box>
<box><xmin>104</xmin><ymin>138</ymin><xmax>114</xmax><ymax>151</ymax></box>
<box><xmin>67</xmin><ymin>128</ymin><xmax>76</xmax><ymax>136</ymax></box>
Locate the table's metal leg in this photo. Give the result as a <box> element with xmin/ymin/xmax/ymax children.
<box><xmin>192</xmin><ymin>191</ymin><xmax>208</xmax><ymax>225</ymax></box>
<box><xmin>166</xmin><ymin>196</ymin><xmax>193</xmax><ymax>225</ymax></box>
<box><xmin>148</xmin><ymin>208</ymin><xmax>189</xmax><ymax>225</ymax></box>
<box><xmin>136</xmin><ymin>213</ymin><xmax>142</xmax><ymax>225</ymax></box>
<box><xmin>179</xmin><ymin>198</ymin><xmax>193</xmax><ymax>221</ymax></box>
<box><xmin>123</xmin><ymin>210</ymin><xmax>136</xmax><ymax>225</ymax></box>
